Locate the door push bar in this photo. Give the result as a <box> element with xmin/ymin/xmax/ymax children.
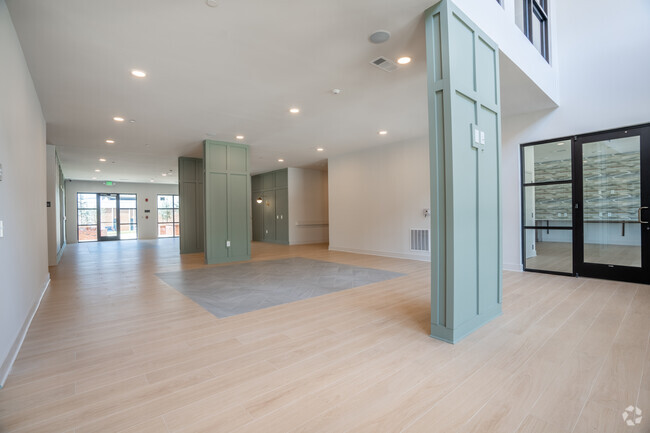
<box><xmin>639</xmin><ymin>206</ymin><xmax>649</xmax><ymax>224</ymax></box>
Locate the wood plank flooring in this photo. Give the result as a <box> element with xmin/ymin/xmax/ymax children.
<box><xmin>0</xmin><ymin>239</ymin><xmax>648</xmax><ymax>432</ymax></box>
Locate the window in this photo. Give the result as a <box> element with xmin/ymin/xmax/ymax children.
<box><xmin>77</xmin><ymin>193</ymin><xmax>98</xmax><ymax>242</ymax></box>
<box><xmin>515</xmin><ymin>0</ymin><xmax>549</xmax><ymax>61</ymax></box>
<box><xmin>77</xmin><ymin>193</ymin><xmax>138</xmax><ymax>241</ymax></box>
<box><xmin>158</xmin><ymin>194</ymin><xmax>180</xmax><ymax>238</ymax></box>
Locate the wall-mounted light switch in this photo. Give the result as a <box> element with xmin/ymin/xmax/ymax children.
<box><xmin>226</xmin><ymin>240</ymin><xmax>231</xmax><ymax>247</ymax></box>
<box><xmin>0</xmin><ymin>221</ymin><xmax>4</xmax><ymax>238</ymax></box>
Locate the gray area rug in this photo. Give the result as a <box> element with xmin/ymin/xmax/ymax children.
<box><xmin>156</xmin><ymin>257</ymin><xmax>404</xmax><ymax>318</ymax></box>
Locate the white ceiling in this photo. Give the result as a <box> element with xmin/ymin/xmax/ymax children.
<box><xmin>7</xmin><ymin>0</ymin><xmax>553</xmax><ymax>184</ymax></box>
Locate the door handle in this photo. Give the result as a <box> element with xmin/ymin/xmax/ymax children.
<box><xmin>638</xmin><ymin>206</ymin><xmax>648</xmax><ymax>224</ymax></box>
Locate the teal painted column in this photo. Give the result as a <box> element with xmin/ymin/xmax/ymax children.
<box><xmin>204</xmin><ymin>140</ymin><xmax>251</xmax><ymax>264</ymax></box>
<box><xmin>426</xmin><ymin>0</ymin><xmax>503</xmax><ymax>343</ymax></box>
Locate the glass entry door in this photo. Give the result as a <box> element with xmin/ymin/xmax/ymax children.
<box><xmin>575</xmin><ymin>125</ymin><xmax>649</xmax><ymax>283</ymax></box>
<box><xmin>98</xmin><ymin>193</ymin><xmax>119</xmax><ymax>241</ymax></box>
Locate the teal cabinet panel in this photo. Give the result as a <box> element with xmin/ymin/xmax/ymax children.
<box><xmin>251</xmin><ymin>174</ymin><xmax>262</xmax><ymax>192</ymax></box>
<box><xmin>263</xmin><ymin>190</ymin><xmax>276</xmax><ymax>241</ymax></box>
<box><xmin>275</xmin><ymin>187</ymin><xmax>288</xmax><ymax>242</ymax></box>
<box><xmin>426</xmin><ymin>0</ymin><xmax>502</xmax><ymax>343</ymax></box>
<box><xmin>179</xmin><ymin>157</ymin><xmax>205</xmax><ymax>254</ymax></box>
<box><xmin>262</xmin><ymin>172</ymin><xmax>274</xmax><ymax>190</ymax></box>
<box><xmin>206</xmin><ymin>172</ymin><xmax>229</xmax><ymax>261</ymax></box>
<box><xmin>274</xmin><ymin>169</ymin><xmax>288</xmax><ymax>188</ymax></box>
<box><xmin>204</xmin><ymin>140</ymin><xmax>251</xmax><ymax>264</ymax></box>
<box><xmin>229</xmin><ymin>146</ymin><xmax>248</xmax><ymax>173</ymax></box>
<box><xmin>251</xmin><ymin>169</ymin><xmax>289</xmax><ymax>244</ymax></box>
<box><xmin>229</xmin><ymin>174</ymin><xmax>250</xmax><ymax>258</ymax></box>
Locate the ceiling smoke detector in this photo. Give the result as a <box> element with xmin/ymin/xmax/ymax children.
<box><xmin>369</xmin><ymin>30</ymin><xmax>391</xmax><ymax>44</ymax></box>
<box><xmin>370</xmin><ymin>56</ymin><xmax>398</xmax><ymax>72</ymax></box>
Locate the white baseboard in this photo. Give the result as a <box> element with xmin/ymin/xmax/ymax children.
<box><xmin>328</xmin><ymin>246</ymin><xmax>431</xmax><ymax>262</ymax></box>
<box><xmin>503</xmin><ymin>262</ymin><xmax>524</xmax><ymax>272</ymax></box>
<box><xmin>0</xmin><ymin>276</ymin><xmax>51</xmax><ymax>388</ymax></box>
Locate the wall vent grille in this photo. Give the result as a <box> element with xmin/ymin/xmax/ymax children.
<box><xmin>370</xmin><ymin>56</ymin><xmax>398</xmax><ymax>72</ymax></box>
<box><xmin>410</xmin><ymin>229</ymin><xmax>430</xmax><ymax>252</ymax></box>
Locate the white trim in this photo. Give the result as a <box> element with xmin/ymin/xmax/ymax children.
<box><xmin>288</xmin><ymin>240</ymin><xmax>329</xmax><ymax>246</ymax></box>
<box><xmin>329</xmin><ymin>246</ymin><xmax>431</xmax><ymax>262</ymax></box>
<box><xmin>0</xmin><ymin>276</ymin><xmax>51</xmax><ymax>388</ymax></box>
<box><xmin>503</xmin><ymin>262</ymin><xmax>524</xmax><ymax>272</ymax></box>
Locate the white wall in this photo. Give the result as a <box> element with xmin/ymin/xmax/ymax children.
<box><xmin>0</xmin><ymin>0</ymin><xmax>49</xmax><ymax>386</ymax></box>
<box><xmin>287</xmin><ymin>168</ymin><xmax>328</xmax><ymax>245</ymax></box>
<box><xmin>65</xmin><ymin>180</ymin><xmax>178</xmax><ymax>243</ymax></box>
<box><xmin>329</xmin><ymin>138</ymin><xmax>430</xmax><ymax>261</ymax></box>
<box><xmin>500</xmin><ymin>0</ymin><xmax>650</xmax><ymax>270</ymax></box>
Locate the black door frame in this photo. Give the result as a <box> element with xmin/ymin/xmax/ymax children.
<box><xmin>573</xmin><ymin>124</ymin><xmax>650</xmax><ymax>284</ymax></box>
<box><xmin>521</xmin><ymin>122</ymin><xmax>650</xmax><ymax>284</ymax></box>
<box><xmin>97</xmin><ymin>193</ymin><xmax>120</xmax><ymax>241</ymax></box>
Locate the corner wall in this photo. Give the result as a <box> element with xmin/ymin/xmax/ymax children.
<box><xmin>287</xmin><ymin>168</ymin><xmax>328</xmax><ymax>245</ymax></box>
<box><xmin>328</xmin><ymin>139</ymin><xmax>430</xmax><ymax>261</ymax></box>
<box><xmin>0</xmin><ymin>0</ymin><xmax>49</xmax><ymax>386</ymax></box>
<box><xmin>65</xmin><ymin>180</ymin><xmax>178</xmax><ymax>243</ymax></box>
<box><xmin>46</xmin><ymin>145</ymin><xmax>65</xmax><ymax>265</ymax></box>
<box><xmin>500</xmin><ymin>0</ymin><xmax>650</xmax><ymax>270</ymax></box>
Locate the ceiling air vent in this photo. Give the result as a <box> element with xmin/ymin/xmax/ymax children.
<box><xmin>370</xmin><ymin>56</ymin><xmax>398</xmax><ymax>72</ymax></box>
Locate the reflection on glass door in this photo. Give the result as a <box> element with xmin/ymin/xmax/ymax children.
<box><xmin>99</xmin><ymin>194</ymin><xmax>118</xmax><ymax>240</ymax></box>
<box><xmin>576</xmin><ymin>125</ymin><xmax>649</xmax><ymax>283</ymax></box>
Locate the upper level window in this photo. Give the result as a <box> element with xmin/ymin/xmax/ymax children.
<box><xmin>515</xmin><ymin>0</ymin><xmax>549</xmax><ymax>62</ymax></box>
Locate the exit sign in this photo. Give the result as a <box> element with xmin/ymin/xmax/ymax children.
<box><xmin>105</xmin><ymin>181</ymin><xmax>113</xmax><ymax>186</ymax></box>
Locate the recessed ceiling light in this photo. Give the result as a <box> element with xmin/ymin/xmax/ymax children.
<box><xmin>150</xmin><ymin>179</ymin><xmax>154</xmax><ymax>182</ymax></box>
<box><xmin>129</xmin><ymin>119</ymin><xmax>136</xmax><ymax>123</ymax></box>
<box><xmin>236</xmin><ymin>135</ymin><xmax>244</xmax><ymax>140</ymax></box>
<box><xmin>278</xmin><ymin>158</ymin><xmax>285</xmax><ymax>162</ymax></box>
<box><xmin>557</xmin><ymin>142</ymin><xmax>565</xmax><ymax>146</ymax></box>
<box><xmin>316</xmin><ymin>147</ymin><xmax>324</xmax><ymax>152</ymax></box>
<box><xmin>105</xmin><ymin>139</ymin><xmax>115</xmax><ymax>144</ymax></box>
<box><xmin>94</xmin><ymin>169</ymin><xmax>101</xmax><ymax>172</ymax></box>
<box><xmin>378</xmin><ymin>130</ymin><xmax>388</xmax><ymax>135</ymax></box>
<box><xmin>397</xmin><ymin>57</ymin><xmax>412</xmax><ymax>65</ymax></box>
<box><xmin>113</xmin><ymin>116</ymin><xmax>125</xmax><ymax>122</ymax></box>
<box><xmin>162</xmin><ymin>173</ymin><xmax>167</xmax><ymax>176</ymax></box>
<box><xmin>206</xmin><ymin>0</ymin><xmax>218</xmax><ymax>6</ymax></box>
<box><xmin>99</xmin><ymin>158</ymin><xmax>106</xmax><ymax>162</ymax></box>
<box><xmin>131</xmin><ymin>69</ymin><xmax>147</xmax><ymax>78</ymax></box>
<box><xmin>92</xmin><ymin>177</ymin><xmax>97</xmax><ymax>180</ymax></box>
<box><xmin>289</xmin><ymin>108</ymin><xmax>300</xmax><ymax>114</ymax></box>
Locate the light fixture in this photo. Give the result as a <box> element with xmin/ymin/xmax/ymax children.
<box><xmin>113</xmin><ymin>116</ymin><xmax>125</xmax><ymax>122</ymax></box>
<box><xmin>397</xmin><ymin>56</ymin><xmax>412</xmax><ymax>65</ymax></box>
<box><xmin>316</xmin><ymin>147</ymin><xmax>324</xmax><ymax>152</ymax></box>
<box><xmin>369</xmin><ymin>30</ymin><xmax>391</xmax><ymax>44</ymax></box>
<box><xmin>105</xmin><ymin>139</ymin><xmax>115</xmax><ymax>144</ymax></box>
<box><xmin>92</xmin><ymin>177</ymin><xmax>97</xmax><ymax>180</ymax></box>
<box><xmin>256</xmin><ymin>196</ymin><xmax>263</xmax><ymax>204</ymax></box>
<box><xmin>162</xmin><ymin>173</ymin><xmax>167</xmax><ymax>176</ymax></box>
<box><xmin>95</xmin><ymin>169</ymin><xmax>101</xmax><ymax>172</ymax></box>
<box><xmin>129</xmin><ymin>119</ymin><xmax>136</xmax><ymax>123</ymax></box>
<box><xmin>289</xmin><ymin>108</ymin><xmax>300</xmax><ymax>114</ymax></box>
<box><xmin>131</xmin><ymin>69</ymin><xmax>147</xmax><ymax>78</ymax></box>
<box><xmin>378</xmin><ymin>130</ymin><xmax>388</xmax><ymax>135</ymax></box>
<box><xmin>99</xmin><ymin>158</ymin><xmax>106</xmax><ymax>162</ymax></box>
<box><xmin>278</xmin><ymin>158</ymin><xmax>285</xmax><ymax>162</ymax></box>
<box><xmin>150</xmin><ymin>179</ymin><xmax>154</xmax><ymax>182</ymax></box>
<box><xmin>557</xmin><ymin>142</ymin><xmax>565</xmax><ymax>146</ymax></box>
<box><xmin>236</xmin><ymin>135</ymin><xmax>244</xmax><ymax>140</ymax></box>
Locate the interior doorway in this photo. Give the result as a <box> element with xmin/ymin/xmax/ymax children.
<box><xmin>521</xmin><ymin>123</ymin><xmax>649</xmax><ymax>284</ymax></box>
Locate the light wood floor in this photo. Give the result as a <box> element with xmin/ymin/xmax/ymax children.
<box><xmin>1</xmin><ymin>240</ymin><xmax>649</xmax><ymax>433</ymax></box>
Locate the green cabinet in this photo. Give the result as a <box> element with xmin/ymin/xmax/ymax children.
<box><xmin>203</xmin><ymin>140</ymin><xmax>251</xmax><ymax>264</ymax></box>
<box><xmin>178</xmin><ymin>157</ymin><xmax>204</xmax><ymax>254</ymax></box>
<box><xmin>251</xmin><ymin>168</ymin><xmax>289</xmax><ymax>244</ymax></box>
